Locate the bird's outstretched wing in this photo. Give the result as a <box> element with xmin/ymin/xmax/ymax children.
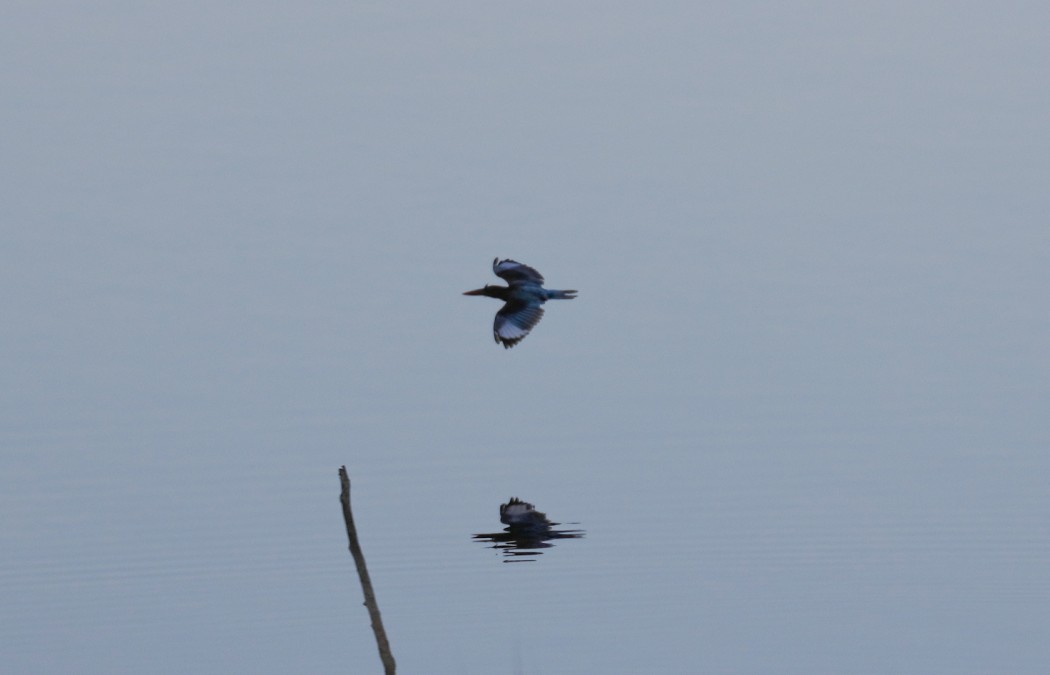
<box><xmin>493</xmin><ymin>258</ymin><xmax>544</xmax><ymax>286</ymax></box>
<box><xmin>493</xmin><ymin>301</ymin><xmax>544</xmax><ymax>349</ymax></box>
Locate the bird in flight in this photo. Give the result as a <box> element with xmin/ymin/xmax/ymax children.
<box><xmin>463</xmin><ymin>258</ymin><xmax>577</xmax><ymax>348</ymax></box>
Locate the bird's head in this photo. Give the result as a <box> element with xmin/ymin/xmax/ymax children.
<box><xmin>463</xmin><ymin>285</ymin><xmax>500</xmax><ymax>297</ymax></box>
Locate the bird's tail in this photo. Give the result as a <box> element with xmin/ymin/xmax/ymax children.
<box><xmin>546</xmin><ymin>289</ymin><xmax>577</xmax><ymax>300</ymax></box>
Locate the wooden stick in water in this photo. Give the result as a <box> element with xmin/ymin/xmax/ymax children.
<box><xmin>338</xmin><ymin>466</ymin><xmax>396</xmax><ymax>675</ymax></box>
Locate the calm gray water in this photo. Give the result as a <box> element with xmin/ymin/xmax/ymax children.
<box><xmin>3</xmin><ymin>3</ymin><xmax>1049</xmax><ymax>673</ymax></box>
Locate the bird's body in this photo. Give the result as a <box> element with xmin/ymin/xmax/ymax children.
<box><xmin>463</xmin><ymin>258</ymin><xmax>577</xmax><ymax>348</ymax></box>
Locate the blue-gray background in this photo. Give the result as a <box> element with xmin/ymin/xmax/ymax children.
<box><xmin>3</xmin><ymin>2</ymin><xmax>1048</xmax><ymax>673</ymax></box>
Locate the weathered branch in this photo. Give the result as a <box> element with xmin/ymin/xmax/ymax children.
<box><xmin>338</xmin><ymin>466</ymin><xmax>396</xmax><ymax>674</ymax></box>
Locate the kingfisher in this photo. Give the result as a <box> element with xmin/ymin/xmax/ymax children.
<box><xmin>463</xmin><ymin>258</ymin><xmax>577</xmax><ymax>348</ymax></box>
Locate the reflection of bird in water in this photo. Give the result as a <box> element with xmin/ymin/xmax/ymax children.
<box><xmin>500</xmin><ymin>497</ymin><xmax>552</xmax><ymax>533</ymax></box>
<box><xmin>473</xmin><ymin>497</ymin><xmax>584</xmax><ymax>561</ymax></box>
<box><xmin>463</xmin><ymin>258</ymin><xmax>577</xmax><ymax>348</ymax></box>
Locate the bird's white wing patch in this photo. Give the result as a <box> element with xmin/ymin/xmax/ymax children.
<box><xmin>493</xmin><ymin>304</ymin><xmax>544</xmax><ymax>348</ymax></box>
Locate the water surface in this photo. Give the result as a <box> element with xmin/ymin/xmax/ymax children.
<box><xmin>3</xmin><ymin>3</ymin><xmax>1049</xmax><ymax>673</ymax></box>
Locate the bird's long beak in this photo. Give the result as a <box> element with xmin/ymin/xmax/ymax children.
<box><xmin>462</xmin><ymin>288</ymin><xmax>487</xmax><ymax>296</ymax></box>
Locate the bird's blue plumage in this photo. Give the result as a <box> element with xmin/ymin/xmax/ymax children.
<box><xmin>463</xmin><ymin>258</ymin><xmax>577</xmax><ymax>348</ymax></box>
